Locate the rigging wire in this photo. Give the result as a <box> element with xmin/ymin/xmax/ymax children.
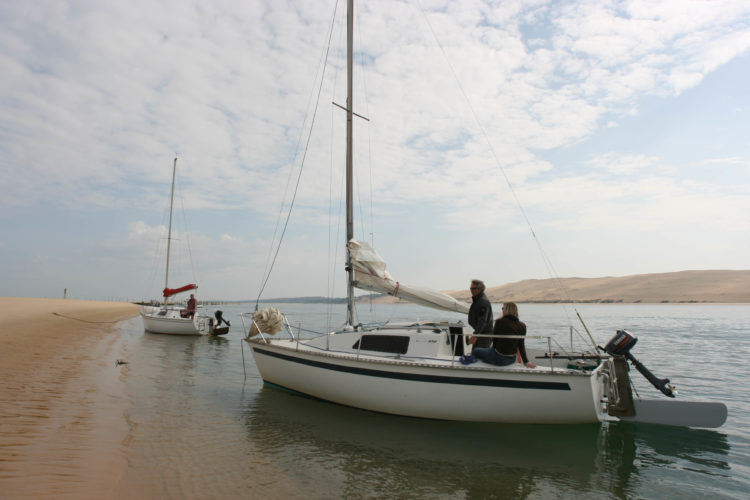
<box><xmin>415</xmin><ymin>2</ymin><xmax>597</xmax><ymax>350</ymax></box>
<box><xmin>326</xmin><ymin>92</ymin><xmax>336</xmax><ymax>333</ymax></box>
<box><xmin>353</xmin><ymin>6</ymin><xmax>378</xmax><ymax>321</ymax></box>
<box><xmin>142</xmin><ymin>157</ymin><xmax>200</xmax><ymax>303</ymax></box>
<box><xmin>255</xmin><ymin>0</ymin><xmax>342</xmax><ymax>310</ymax></box>
<box><xmin>143</xmin><ymin>212</ymin><xmax>167</xmax><ymax>301</ymax></box>
<box><xmin>327</xmin><ymin>169</ymin><xmax>346</xmax><ymax>332</ymax></box>
<box><xmin>175</xmin><ymin>158</ymin><xmax>199</xmax><ymax>292</ymax></box>
<box><xmin>142</xmin><ymin>167</ymin><xmax>175</xmax><ymax>301</ymax></box>
<box><xmin>326</xmin><ymin>1</ymin><xmax>346</xmax><ymax>334</ymax></box>
<box><xmin>354</xmin><ymin>7</ymin><xmax>376</xmax><ymax>244</ymax></box>
<box><xmin>258</xmin><ymin>92</ymin><xmax>315</xmax><ymax>301</ymax></box>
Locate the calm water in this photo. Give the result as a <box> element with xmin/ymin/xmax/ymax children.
<box><xmin>113</xmin><ymin>303</ymin><xmax>749</xmax><ymax>499</ymax></box>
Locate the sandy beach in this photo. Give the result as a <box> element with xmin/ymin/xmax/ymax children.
<box><xmin>0</xmin><ymin>297</ymin><xmax>139</xmax><ymax>499</ymax></box>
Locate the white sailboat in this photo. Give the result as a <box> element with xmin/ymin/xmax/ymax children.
<box><xmin>140</xmin><ymin>158</ymin><xmax>229</xmax><ymax>336</ymax></box>
<box><xmin>242</xmin><ymin>1</ymin><xmax>725</xmax><ymax>427</ymax></box>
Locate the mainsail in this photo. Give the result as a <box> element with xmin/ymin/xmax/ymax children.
<box><xmin>348</xmin><ymin>240</ymin><xmax>470</xmax><ymax>314</ymax></box>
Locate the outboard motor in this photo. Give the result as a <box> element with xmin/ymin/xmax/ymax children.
<box><xmin>214</xmin><ymin>310</ymin><xmax>231</xmax><ymax>327</ymax></box>
<box><xmin>603</xmin><ymin>330</ymin><xmax>675</xmax><ymax>398</ymax></box>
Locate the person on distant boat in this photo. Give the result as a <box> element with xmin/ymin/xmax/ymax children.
<box><xmin>186</xmin><ymin>294</ymin><xmax>197</xmax><ymax>318</ymax></box>
<box><xmin>467</xmin><ymin>279</ymin><xmax>494</xmax><ymax>349</ymax></box>
<box><xmin>464</xmin><ymin>302</ymin><xmax>536</xmax><ymax>368</ymax></box>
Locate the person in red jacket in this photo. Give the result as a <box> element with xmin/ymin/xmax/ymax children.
<box><xmin>186</xmin><ymin>294</ymin><xmax>197</xmax><ymax>318</ymax></box>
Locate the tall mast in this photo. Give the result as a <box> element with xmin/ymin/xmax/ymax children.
<box><xmin>345</xmin><ymin>0</ymin><xmax>355</xmax><ymax>326</ymax></box>
<box><xmin>164</xmin><ymin>157</ymin><xmax>177</xmax><ymax>304</ymax></box>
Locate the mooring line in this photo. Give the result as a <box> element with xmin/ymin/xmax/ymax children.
<box><xmin>52</xmin><ymin>312</ymin><xmax>122</xmax><ymax>324</ymax></box>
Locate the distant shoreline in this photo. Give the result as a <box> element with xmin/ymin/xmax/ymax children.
<box><xmin>252</xmin><ymin>297</ymin><xmax>745</xmax><ymax>305</ymax></box>
<box><xmin>256</xmin><ymin>269</ymin><xmax>750</xmax><ymax>305</ymax></box>
<box><xmin>131</xmin><ymin>270</ymin><xmax>750</xmax><ymax>304</ymax></box>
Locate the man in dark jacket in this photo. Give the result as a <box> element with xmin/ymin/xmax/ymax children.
<box><xmin>467</xmin><ymin>279</ymin><xmax>493</xmax><ymax>348</ymax></box>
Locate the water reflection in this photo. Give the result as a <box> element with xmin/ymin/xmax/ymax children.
<box><xmin>244</xmin><ymin>386</ymin><xmax>730</xmax><ymax>499</ymax></box>
<box><xmin>207</xmin><ymin>334</ymin><xmax>230</xmax><ymax>346</ymax></box>
<box><xmin>612</xmin><ymin>421</ymin><xmax>731</xmax><ymax>476</ymax></box>
<box><xmin>108</xmin><ymin>305</ymin><xmax>746</xmax><ymax>498</ymax></box>
<box><xmin>118</xmin><ymin>330</ymin><xmax>253</xmax><ymax>498</ymax></box>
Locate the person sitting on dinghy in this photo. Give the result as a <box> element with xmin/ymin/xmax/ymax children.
<box><xmin>467</xmin><ymin>279</ymin><xmax>494</xmax><ymax>349</ymax></box>
<box><xmin>463</xmin><ymin>302</ymin><xmax>536</xmax><ymax>368</ymax></box>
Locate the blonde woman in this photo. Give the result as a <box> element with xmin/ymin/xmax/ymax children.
<box><xmin>462</xmin><ymin>302</ymin><xmax>536</xmax><ymax>368</ymax></box>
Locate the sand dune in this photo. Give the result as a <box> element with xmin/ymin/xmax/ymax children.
<box><xmin>446</xmin><ymin>270</ymin><xmax>750</xmax><ymax>304</ymax></box>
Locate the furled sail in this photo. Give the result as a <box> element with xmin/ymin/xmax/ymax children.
<box><xmin>348</xmin><ymin>240</ymin><xmax>470</xmax><ymax>314</ymax></box>
<box><xmin>163</xmin><ymin>283</ymin><xmax>197</xmax><ymax>297</ymax></box>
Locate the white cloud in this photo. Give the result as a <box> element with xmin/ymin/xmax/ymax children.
<box><xmin>587</xmin><ymin>153</ymin><xmax>662</xmax><ymax>175</ymax></box>
<box><xmin>3</xmin><ymin>0</ymin><xmax>748</xmax><ymax>212</ymax></box>
<box><xmin>1</xmin><ymin>0</ymin><xmax>750</xmax><ymax>298</ymax></box>
<box><xmin>702</xmin><ymin>156</ymin><xmax>750</xmax><ymax>171</ymax></box>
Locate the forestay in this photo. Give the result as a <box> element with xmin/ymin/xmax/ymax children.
<box><xmin>348</xmin><ymin>239</ymin><xmax>470</xmax><ymax>314</ymax></box>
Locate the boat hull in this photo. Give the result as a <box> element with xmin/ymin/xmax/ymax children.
<box><xmin>249</xmin><ymin>340</ymin><xmax>608</xmax><ymax>424</ymax></box>
<box><xmin>140</xmin><ymin>306</ymin><xmax>213</xmax><ymax>335</ymax></box>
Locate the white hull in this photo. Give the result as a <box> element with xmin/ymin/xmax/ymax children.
<box><xmin>140</xmin><ymin>306</ymin><xmax>214</xmax><ymax>335</ymax></box>
<box><xmin>246</xmin><ymin>325</ymin><xmax>609</xmax><ymax>425</ymax></box>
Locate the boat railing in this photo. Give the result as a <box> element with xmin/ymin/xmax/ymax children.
<box><xmin>241</xmin><ymin>316</ymin><xmax>600</xmax><ymax>373</ymax></box>
<box><xmin>239</xmin><ymin>313</ymin><xmax>254</xmax><ymax>340</ymax></box>
<box><xmin>347</xmin><ymin>327</ymin><xmax>566</xmax><ymax>370</ymax></box>
<box><xmin>239</xmin><ymin>313</ymin><xmax>298</xmax><ymax>379</ymax></box>
<box><xmin>344</xmin><ymin>329</ymin><xmax>593</xmax><ymax>371</ymax></box>
<box><xmin>458</xmin><ymin>332</ymin><xmax>597</xmax><ymax>372</ymax></box>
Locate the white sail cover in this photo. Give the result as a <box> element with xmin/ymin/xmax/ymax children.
<box><xmin>348</xmin><ymin>240</ymin><xmax>470</xmax><ymax>314</ymax></box>
<box><xmin>250</xmin><ymin>307</ymin><xmax>284</xmax><ymax>336</ymax></box>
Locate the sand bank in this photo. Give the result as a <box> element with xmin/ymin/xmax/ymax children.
<box><xmin>0</xmin><ymin>297</ymin><xmax>139</xmax><ymax>499</ymax></box>
<box><xmin>441</xmin><ymin>270</ymin><xmax>750</xmax><ymax>304</ymax></box>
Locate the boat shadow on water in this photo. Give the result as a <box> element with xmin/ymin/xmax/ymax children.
<box><xmin>243</xmin><ymin>386</ymin><xmax>730</xmax><ymax>498</ymax></box>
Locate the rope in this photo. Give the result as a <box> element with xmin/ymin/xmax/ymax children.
<box><xmin>256</xmin><ymin>0</ymin><xmax>341</xmax><ymax>309</ymax></box>
<box><xmin>52</xmin><ymin>312</ymin><xmax>124</xmax><ymax>324</ymax></box>
<box><xmin>416</xmin><ymin>3</ymin><xmax>597</xmax><ymax>349</ymax></box>
<box><xmin>175</xmin><ymin>160</ymin><xmax>199</xmax><ymax>289</ymax></box>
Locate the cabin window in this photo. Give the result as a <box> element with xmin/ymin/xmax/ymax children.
<box><xmin>353</xmin><ymin>335</ymin><xmax>409</xmax><ymax>354</ymax></box>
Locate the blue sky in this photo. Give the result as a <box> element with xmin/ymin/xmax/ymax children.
<box><xmin>1</xmin><ymin>0</ymin><xmax>749</xmax><ymax>301</ymax></box>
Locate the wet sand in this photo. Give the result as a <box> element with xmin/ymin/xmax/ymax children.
<box><xmin>0</xmin><ymin>297</ymin><xmax>139</xmax><ymax>499</ymax></box>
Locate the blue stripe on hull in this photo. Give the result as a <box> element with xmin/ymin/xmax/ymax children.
<box><xmin>253</xmin><ymin>346</ymin><xmax>571</xmax><ymax>391</ymax></box>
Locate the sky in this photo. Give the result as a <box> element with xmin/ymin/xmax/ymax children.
<box><xmin>1</xmin><ymin>0</ymin><xmax>749</xmax><ymax>302</ymax></box>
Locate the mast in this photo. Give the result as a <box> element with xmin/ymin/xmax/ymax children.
<box><xmin>345</xmin><ymin>0</ymin><xmax>355</xmax><ymax>326</ymax></box>
<box><xmin>164</xmin><ymin>157</ymin><xmax>177</xmax><ymax>305</ymax></box>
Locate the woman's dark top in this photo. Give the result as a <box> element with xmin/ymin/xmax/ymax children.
<box><xmin>492</xmin><ymin>314</ymin><xmax>529</xmax><ymax>363</ymax></box>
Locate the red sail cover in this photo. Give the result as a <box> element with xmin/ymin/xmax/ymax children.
<box><xmin>162</xmin><ymin>284</ymin><xmax>197</xmax><ymax>297</ymax></box>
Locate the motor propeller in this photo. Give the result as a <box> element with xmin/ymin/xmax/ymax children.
<box><xmin>602</xmin><ymin>330</ymin><xmax>675</xmax><ymax>398</ymax></box>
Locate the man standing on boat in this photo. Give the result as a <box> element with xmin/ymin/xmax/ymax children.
<box><xmin>467</xmin><ymin>279</ymin><xmax>493</xmax><ymax>348</ymax></box>
<box><xmin>186</xmin><ymin>294</ymin><xmax>197</xmax><ymax>318</ymax></box>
